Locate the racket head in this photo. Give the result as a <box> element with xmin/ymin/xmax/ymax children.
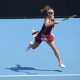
<box><xmin>61</xmin><ymin>15</ymin><xmax>77</xmax><ymax>21</ymax></box>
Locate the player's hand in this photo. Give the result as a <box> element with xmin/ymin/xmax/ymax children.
<box><xmin>55</xmin><ymin>21</ymin><xmax>59</xmax><ymax>24</ymax></box>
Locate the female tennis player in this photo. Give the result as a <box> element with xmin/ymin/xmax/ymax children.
<box><xmin>27</xmin><ymin>5</ymin><xmax>65</xmax><ymax>68</ymax></box>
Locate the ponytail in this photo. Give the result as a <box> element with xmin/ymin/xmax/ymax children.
<box><xmin>40</xmin><ymin>5</ymin><xmax>51</xmax><ymax>13</ymax></box>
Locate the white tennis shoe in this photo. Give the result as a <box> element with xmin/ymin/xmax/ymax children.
<box><xmin>59</xmin><ymin>62</ymin><xmax>65</xmax><ymax>68</ymax></box>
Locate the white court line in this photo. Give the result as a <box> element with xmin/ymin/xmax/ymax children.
<box><xmin>0</xmin><ymin>74</ymin><xmax>80</xmax><ymax>77</ymax></box>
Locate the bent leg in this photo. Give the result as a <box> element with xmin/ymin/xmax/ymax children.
<box><xmin>30</xmin><ymin>41</ymin><xmax>41</xmax><ymax>49</ymax></box>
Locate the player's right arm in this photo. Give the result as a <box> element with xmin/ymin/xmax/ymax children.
<box><xmin>45</xmin><ymin>18</ymin><xmax>55</xmax><ymax>27</ymax></box>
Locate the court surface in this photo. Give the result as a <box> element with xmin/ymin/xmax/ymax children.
<box><xmin>0</xmin><ymin>18</ymin><xmax>80</xmax><ymax>80</ymax></box>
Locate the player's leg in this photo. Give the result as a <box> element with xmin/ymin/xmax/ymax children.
<box><xmin>27</xmin><ymin>32</ymin><xmax>42</xmax><ymax>50</ymax></box>
<box><xmin>27</xmin><ymin>41</ymin><xmax>41</xmax><ymax>51</ymax></box>
<box><xmin>30</xmin><ymin>41</ymin><xmax>41</xmax><ymax>49</ymax></box>
<box><xmin>46</xmin><ymin>41</ymin><xmax>65</xmax><ymax>68</ymax></box>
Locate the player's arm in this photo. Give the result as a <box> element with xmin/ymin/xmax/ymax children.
<box><xmin>45</xmin><ymin>18</ymin><xmax>55</xmax><ymax>27</ymax></box>
<box><xmin>45</xmin><ymin>18</ymin><xmax>59</xmax><ymax>27</ymax></box>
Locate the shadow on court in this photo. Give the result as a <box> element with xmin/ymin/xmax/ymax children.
<box><xmin>5</xmin><ymin>64</ymin><xmax>62</xmax><ymax>74</ymax></box>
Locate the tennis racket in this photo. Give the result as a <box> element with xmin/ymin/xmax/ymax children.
<box><xmin>60</xmin><ymin>15</ymin><xmax>77</xmax><ymax>22</ymax></box>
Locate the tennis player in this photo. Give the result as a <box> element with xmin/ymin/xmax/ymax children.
<box><xmin>27</xmin><ymin>5</ymin><xmax>65</xmax><ymax>68</ymax></box>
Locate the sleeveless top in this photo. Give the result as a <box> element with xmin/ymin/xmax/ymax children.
<box><xmin>39</xmin><ymin>18</ymin><xmax>54</xmax><ymax>35</ymax></box>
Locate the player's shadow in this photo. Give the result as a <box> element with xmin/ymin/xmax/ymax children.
<box><xmin>5</xmin><ymin>64</ymin><xmax>62</xmax><ymax>74</ymax></box>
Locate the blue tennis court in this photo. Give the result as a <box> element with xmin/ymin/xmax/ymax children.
<box><xmin>0</xmin><ymin>18</ymin><xmax>80</xmax><ymax>80</ymax></box>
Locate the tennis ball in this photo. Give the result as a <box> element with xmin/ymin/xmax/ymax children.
<box><xmin>32</xmin><ymin>30</ymin><xmax>35</xmax><ymax>33</ymax></box>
